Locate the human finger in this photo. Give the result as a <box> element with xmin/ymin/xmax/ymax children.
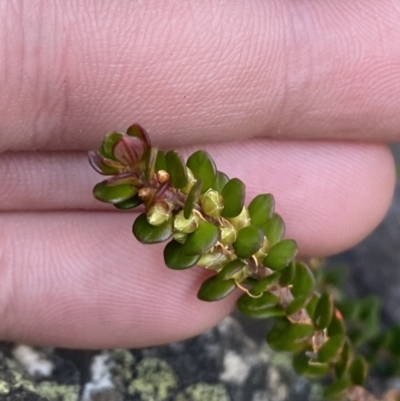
<box><xmin>1</xmin><ymin>0</ymin><xmax>400</xmax><ymax>152</ymax></box>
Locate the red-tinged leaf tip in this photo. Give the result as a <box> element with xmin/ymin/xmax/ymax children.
<box><xmin>113</xmin><ymin>136</ymin><xmax>145</xmax><ymax>166</ymax></box>
<box><xmin>126</xmin><ymin>123</ymin><xmax>151</xmax><ymax>149</ymax></box>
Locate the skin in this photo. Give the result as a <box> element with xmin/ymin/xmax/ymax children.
<box><xmin>0</xmin><ymin>0</ymin><xmax>398</xmax><ymax>348</ymax></box>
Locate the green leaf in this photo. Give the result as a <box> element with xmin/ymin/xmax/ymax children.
<box><xmin>184</xmin><ymin>180</ymin><xmax>202</xmax><ymax>219</ymax></box>
<box><xmin>126</xmin><ymin>123</ymin><xmax>151</xmax><ymax>148</ymax></box>
<box><xmin>250</xmin><ymin>272</ymin><xmax>281</xmax><ymax>295</ymax></box>
<box><xmin>305</xmin><ymin>294</ymin><xmax>320</xmax><ymax>319</ymax></box>
<box><xmin>163</xmin><ymin>240</ymin><xmax>201</xmax><ymax>270</ymax></box>
<box><xmin>165</xmin><ymin>150</ymin><xmax>188</xmax><ymax>189</ymax></box>
<box><xmin>220</xmin><ymin>178</ymin><xmax>245</xmax><ymax>218</ymax></box>
<box><xmin>263</xmin><ymin>239</ymin><xmax>298</xmax><ymax>271</ymax></box>
<box><xmin>327</xmin><ymin>310</ymin><xmax>345</xmax><ymax>337</ymax></box>
<box><xmin>291</xmin><ymin>262</ymin><xmax>315</xmax><ymax>298</ymax></box>
<box><xmin>100</xmin><ymin>132</ymin><xmax>123</xmax><ymax>160</ymax></box>
<box><xmin>197</xmin><ymin>276</ymin><xmax>237</xmax><ymax>302</ymax></box>
<box><xmin>312</xmin><ymin>292</ymin><xmax>334</xmax><ymax>330</ymax></box>
<box><xmin>386</xmin><ymin>326</ymin><xmax>400</xmax><ymax>356</ymax></box>
<box><xmin>262</xmin><ymin>213</ymin><xmax>285</xmax><ymax>246</ymax></box>
<box><xmin>239</xmin><ymin>304</ymin><xmax>285</xmax><ymax>319</ymax></box>
<box><xmin>267</xmin><ymin>320</ymin><xmax>314</xmax><ymax>353</ymax></box>
<box><xmin>349</xmin><ymin>356</ymin><xmax>368</xmax><ymax>386</ymax></box>
<box><xmin>93</xmin><ymin>181</ymin><xmax>137</xmax><ymax>204</ymax></box>
<box><xmin>248</xmin><ymin>194</ymin><xmax>275</xmax><ymax>227</ymax></box>
<box><xmin>218</xmin><ymin>259</ymin><xmax>246</xmax><ymax>280</ymax></box>
<box><xmin>335</xmin><ymin>341</ymin><xmax>353</xmax><ymax>379</ymax></box>
<box><xmin>113</xmin><ymin>194</ymin><xmax>142</xmax><ymax>210</ymax></box>
<box><xmin>237</xmin><ymin>292</ymin><xmax>280</xmax><ymax>317</ymax></box>
<box><xmin>233</xmin><ymin>225</ymin><xmax>264</xmax><ymax>259</ymax></box>
<box><xmin>279</xmin><ymin>260</ymin><xmax>296</xmax><ymax>287</ymax></box>
<box><xmin>155</xmin><ymin>150</ymin><xmax>166</xmax><ymax>172</ymax></box>
<box><xmin>293</xmin><ymin>351</ymin><xmax>330</xmax><ymax>379</ymax></box>
<box><xmin>182</xmin><ymin>221</ymin><xmax>220</xmax><ymax>255</ymax></box>
<box><xmin>318</xmin><ymin>334</ymin><xmax>345</xmax><ymax>363</ymax></box>
<box><xmin>212</xmin><ymin>171</ymin><xmax>229</xmax><ymax>193</ymax></box>
<box><xmin>285</xmin><ymin>295</ymin><xmax>309</xmax><ymax>315</ymax></box>
<box><xmin>88</xmin><ymin>150</ymin><xmax>123</xmax><ymax>175</ymax></box>
<box><xmin>186</xmin><ymin>150</ymin><xmax>217</xmax><ymax>193</ymax></box>
<box><xmin>132</xmin><ymin>213</ymin><xmax>173</xmax><ymax>244</ymax></box>
<box><xmin>323</xmin><ymin>378</ymin><xmax>352</xmax><ymax>400</ymax></box>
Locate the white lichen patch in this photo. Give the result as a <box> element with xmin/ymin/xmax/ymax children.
<box><xmin>219</xmin><ymin>351</ymin><xmax>251</xmax><ymax>385</ymax></box>
<box><xmin>12</xmin><ymin>345</ymin><xmax>54</xmax><ymax>378</ymax></box>
<box><xmin>82</xmin><ymin>352</ymin><xmax>115</xmax><ymax>401</ymax></box>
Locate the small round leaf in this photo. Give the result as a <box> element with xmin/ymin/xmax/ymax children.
<box><xmin>349</xmin><ymin>356</ymin><xmax>368</xmax><ymax>386</ymax></box>
<box><xmin>113</xmin><ymin>194</ymin><xmax>142</xmax><ymax>210</ymax></box>
<box><xmin>305</xmin><ymin>294</ymin><xmax>320</xmax><ymax>318</ymax></box>
<box><xmin>250</xmin><ymin>272</ymin><xmax>281</xmax><ymax>295</ymax></box>
<box><xmin>279</xmin><ymin>260</ymin><xmax>296</xmax><ymax>287</ymax></box>
<box><xmin>291</xmin><ymin>262</ymin><xmax>315</xmax><ymax>298</ymax></box>
<box><xmin>267</xmin><ymin>320</ymin><xmax>314</xmax><ymax>353</ymax></box>
<box><xmin>132</xmin><ymin>213</ymin><xmax>173</xmax><ymax>244</ymax></box>
<box><xmin>237</xmin><ymin>292</ymin><xmax>280</xmax><ymax>318</ymax></box>
<box><xmin>155</xmin><ymin>150</ymin><xmax>167</xmax><ymax>172</ymax></box>
<box><xmin>126</xmin><ymin>123</ymin><xmax>151</xmax><ymax>148</ymax></box>
<box><xmin>323</xmin><ymin>378</ymin><xmax>352</xmax><ymax>400</ymax></box>
<box><xmin>197</xmin><ymin>276</ymin><xmax>237</xmax><ymax>302</ymax></box>
<box><xmin>93</xmin><ymin>181</ymin><xmax>137</xmax><ymax>204</ymax></box>
<box><xmin>248</xmin><ymin>194</ymin><xmax>275</xmax><ymax>227</ymax></box>
<box><xmin>184</xmin><ymin>180</ymin><xmax>202</xmax><ymax>219</ymax></box>
<box><xmin>212</xmin><ymin>171</ymin><xmax>229</xmax><ymax>193</ymax></box>
<box><xmin>182</xmin><ymin>221</ymin><xmax>220</xmax><ymax>255</ymax></box>
<box><xmin>233</xmin><ymin>225</ymin><xmax>264</xmax><ymax>259</ymax></box>
<box><xmin>335</xmin><ymin>341</ymin><xmax>353</xmax><ymax>379</ymax></box>
<box><xmin>164</xmin><ymin>240</ymin><xmax>201</xmax><ymax>270</ymax></box>
<box><xmin>165</xmin><ymin>150</ymin><xmax>188</xmax><ymax>189</ymax></box>
<box><xmin>285</xmin><ymin>295</ymin><xmax>309</xmax><ymax>315</ymax></box>
<box><xmin>239</xmin><ymin>304</ymin><xmax>285</xmax><ymax>319</ymax></box>
<box><xmin>293</xmin><ymin>351</ymin><xmax>330</xmax><ymax>379</ymax></box>
<box><xmin>100</xmin><ymin>132</ymin><xmax>123</xmax><ymax>160</ymax></box>
<box><xmin>327</xmin><ymin>310</ymin><xmax>346</xmax><ymax>337</ymax></box>
<box><xmin>263</xmin><ymin>239</ymin><xmax>298</xmax><ymax>271</ymax></box>
<box><xmin>221</xmin><ymin>178</ymin><xmax>246</xmax><ymax>218</ymax></box>
<box><xmin>186</xmin><ymin>150</ymin><xmax>217</xmax><ymax>193</ymax></box>
<box><xmin>88</xmin><ymin>151</ymin><xmax>122</xmax><ymax>175</ymax></box>
<box><xmin>317</xmin><ymin>334</ymin><xmax>345</xmax><ymax>363</ymax></box>
<box><xmin>218</xmin><ymin>259</ymin><xmax>246</xmax><ymax>280</ymax></box>
<box><xmin>312</xmin><ymin>292</ymin><xmax>334</xmax><ymax>330</ymax></box>
<box><xmin>262</xmin><ymin>213</ymin><xmax>285</xmax><ymax>246</ymax></box>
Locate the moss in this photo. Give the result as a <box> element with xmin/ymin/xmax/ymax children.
<box><xmin>0</xmin><ymin>379</ymin><xmax>10</xmax><ymax>394</ymax></box>
<box><xmin>36</xmin><ymin>381</ymin><xmax>79</xmax><ymax>401</ymax></box>
<box><xmin>128</xmin><ymin>357</ymin><xmax>178</xmax><ymax>401</ymax></box>
<box><xmin>111</xmin><ymin>349</ymin><xmax>136</xmax><ymax>382</ymax></box>
<box><xmin>175</xmin><ymin>383</ymin><xmax>231</xmax><ymax>401</ymax></box>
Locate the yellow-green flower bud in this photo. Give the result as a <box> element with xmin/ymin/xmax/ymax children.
<box><xmin>228</xmin><ymin>206</ymin><xmax>251</xmax><ymax>230</ymax></box>
<box><xmin>146</xmin><ymin>200</ymin><xmax>172</xmax><ymax>226</ymax></box>
<box><xmin>173</xmin><ymin>231</ymin><xmax>187</xmax><ymax>244</ymax></box>
<box><xmin>220</xmin><ymin>220</ymin><xmax>237</xmax><ymax>246</ymax></box>
<box><xmin>174</xmin><ymin>210</ymin><xmax>199</xmax><ymax>233</ymax></box>
<box><xmin>197</xmin><ymin>252</ymin><xmax>232</xmax><ymax>270</ymax></box>
<box><xmin>181</xmin><ymin>167</ymin><xmax>196</xmax><ymax>195</ymax></box>
<box><xmin>255</xmin><ymin>237</ymin><xmax>269</xmax><ymax>261</ymax></box>
<box><xmin>201</xmin><ymin>189</ymin><xmax>224</xmax><ymax>218</ymax></box>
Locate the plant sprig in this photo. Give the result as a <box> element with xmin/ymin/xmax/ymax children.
<box><xmin>89</xmin><ymin>124</ymin><xmax>383</xmax><ymax>401</ymax></box>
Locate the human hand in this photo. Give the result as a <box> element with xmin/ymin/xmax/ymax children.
<box><xmin>0</xmin><ymin>1</ymin><xmax>397</xmax><ymax>348</ymax></box>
